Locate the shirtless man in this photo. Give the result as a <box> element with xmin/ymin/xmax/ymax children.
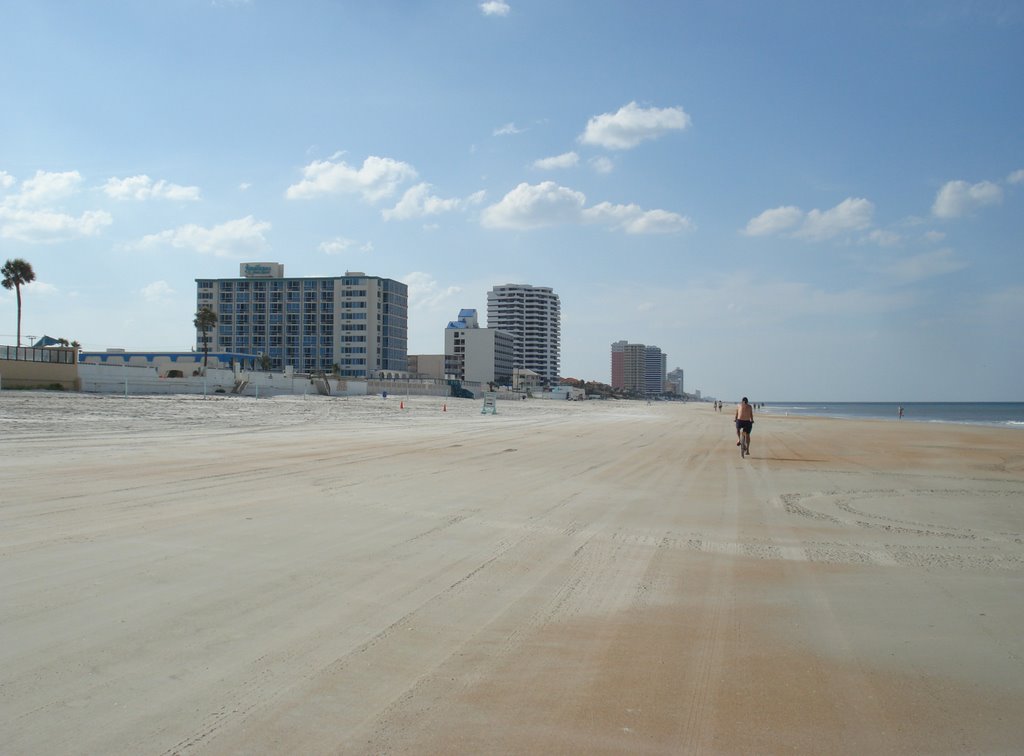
<box><xmin>735</xmin><ymin>396</ymin><xmax>754</xmax><ymax>450</ymax></box>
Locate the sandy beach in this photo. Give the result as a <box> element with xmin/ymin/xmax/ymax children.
<box><xmin>1</xmin><ymin>392</ymin><xmax>1022</xmax><ymax>754</ymax></box>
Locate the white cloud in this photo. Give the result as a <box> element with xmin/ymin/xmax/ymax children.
<box><xmin>742</xmin><ymin>205</ymin><xmax>803</xmax><ymax>236</ymax></box>
<box><xmin>923</xmin><ymin>230</ymin><xmax>946</xmax><ymax>243</ymax></box>
<box><xmin>138</xmin><ymin>215</ymin><xmax>271</xmax><ymax>258</ymax></box>
<box><xmin>285</xmin><ymin>155</ymin><xmax>417</xmax><ymax>202</ymax></box>
<box><xmin>404</xmin><ymin>271</ymin><xmax>462</xmax><ymax>309</ymax></box>
<box><xmin>480</xmin><ymin>1</ymin><xmax>510</xmax><ymax>16</ymax></box>
<box><xmin>0</xmin><ymin>169</ymin><xmax>112</xmax><ymax>242</ymax></box>
<box><xmin>589</xmin><ymin>156</ymin><xmax>614</xmax><ymax>174</ymax></box>
<box><xmin>140</xmin><ymin>280</ymin><xmax>175</xmax><ymax>303</ymax></box>
<box><xmin>6</xmin><ymin>170</ymin><xmax>82</xmax><ymax>207</ymax></box>
<box><xmin>625</xmin><ymin>208</ymin><xmax>695</xmax><ymax>234</ymax></box>
<box><xmin>743</xmin><ymin>198</ymin><xmax>875</xmax><ymax>241</ymax></box>
<box><xmin>26</xmin><ymin>281</ymin><xmax>58</xmax><ymax>296</ymax></box>
<box><xmin>0</xmin><ymin>206</ymin><xmax>112</xmax><ymax>242</ymax></box>
<box><xmin>0</xmin><ymin>171</ymin><xmax>14</xmax><ymax>189</ymax></box>
<box><xmin>932</xmin><ymin>179</ymin><xmax>1002</xmax><ymax>218</ymax></box>
<box><xmin>583</xmin><ymin>202</ymin><xmax>694</xmax><ymax>234</ymax></box>
<box><xmin>480</xmin><ymin>181</ymin><xmax>586</xmax><ymax>230</ymax></box>
<box><xmin>319</xmin><ymin>237</ymin><xmax>373</xmax><ymax>256</ymax></box>
<box><xmin>533</xmin><ymin>152</ymin><xmax>579</xmax><ymax>170</ymax></box>
<box><xmin>382</xmin><ymin>183</ymin><xmax>464</xmax><ymax>221</ymax></box>
<box><xmin>881</xmin><ymin>248</ymin><xmax>967</xmax><ymax>282</ymax></box>
<box><xmin>493</xmin><ymin>122</ymin><xmax>524</xmax><ymax>136</ymax></box>
<box><xmin>795</xmin><ymin>197</ymin><xmax>875</xmax><ymax>241</ymax></box>
<box><xmin>480</xmin><ymin>181</ymin><xmax>691</xmax><ymax>234</ymax></box>
<box><xmin>864</xmin><ymin>228</ymin><xmax>902</xmax><ymax>247</ymax></box>
<box><xmin>579</xmin><ymin>101</ymin><xmax>691</xmax><ymax>150</ymax></box>
<box><xmin>1007</xmin><ymin>169</ymin><xmax>1024</xmax><ymax>184</ymax></box>
<box><xmin>103</xmin><ymin>175</ymin><xmax>201</xmax><ymax>201</ymax></box>
<box><xmin>239</xmin><ymin>182</ymin><xmax>252</xmax><ymax>191</ymax></box>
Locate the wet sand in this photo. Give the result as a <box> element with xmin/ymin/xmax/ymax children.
<box><xmin>2</xmin><ymin>393</ymin><xmax>1022</xmax><ymax>754</ymax></box>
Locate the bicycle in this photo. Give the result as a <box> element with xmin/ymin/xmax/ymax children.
<box><xmin>739</xmin><ymin>428</ymin><xmax>749</xmax><ymax>458</ymax></box>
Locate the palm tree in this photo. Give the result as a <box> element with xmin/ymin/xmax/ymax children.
<box><xmin>2</xmin><ymin>258</ymin><xmax>36</xmax><ymax>347</ymax></box>
<box><xmin>193</xmin><ymin>306</ymin><xmax>218</xmax><ymax>370</ymax></box>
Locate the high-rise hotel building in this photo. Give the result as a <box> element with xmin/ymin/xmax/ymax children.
<box><xmin>611</xmin><ymin>340</ymin><xmax>667</xmax><ymax>396</ymax></box>
<box><xmin>196</xmin><ymin>263</ymin><xmax>408</xmax><ymax>377</ymax></box>
<box><xmin>486</xmin><ymin>284</ymin><xmax>560</xmax><ymax>385</ymax></box>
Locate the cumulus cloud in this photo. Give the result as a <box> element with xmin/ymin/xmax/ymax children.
<box><xmin>26</xmin><ymin>280</ymin><xmax>58</xmax><ymax>296</ymax></box>
<box><xmin>141</xmin><ymin>280</ymin><xmax>175</xmax><ymax>303</ymax></box>
<box><xmin>1008</xmin><ymin>169</ymin><xmax>1024</xmax><ymax>184</ymax></box>
<box><xmin>493</xmin><ymin>122</ymin><xmax>524</xmax><ymax>136</ymax></box>
<box><xmin>481</xmin><ymin>182</ymin><xmax>586</xmax><ymax>230</ymax></box>
<box><xmin>743</xmin><ymin>198</ymin><xmax>874</xmax><ymax>241</ymax></box>
<box><xmin>742</xmin><ymin>206</ymin><xmax>803</xmax><ymax>236</ymax></box>
<box><xmin>103</xmin><ymin>175</ymin><xmax>201</xmax><ymax>201</ymax></box>
<box><xmin>932</xmin><ymin>179</ymin><xmax>1002</xmax><ymax>218</ymax></box>
<box><xmin>795</xmin><ymin>198</ymin><xmax>875</xmax><ymax>240</ymax></box>
<box><xmin>404</xmin><ymin>271</ymin><xmax>462</xmax><ymax>309</ymax></box>
<box><xmin>0</xmin><ymin>207</ymin><xmax>112</xmax><ymax>242</ymax></box>
<box><xmin>480</xmin><ymin>0</ymin><xmax>510</xmax><ymax>16</ymax></box>
<box><xmin>882</xmin><ymin>248</ymin><xmax>967</xmax><ymax>283</ymax></box>
<box><xmin>285</xmin><ymin>155</ymin><xmax>417</xmax><ymax>202</ymax></box>
<box><xmin>0</xmin><ymin>169</ymin><xmax>113</xmax><ymax>242</ymax></box>
<box><xmin>6</xmin><ymin>170</ymin><xmax>82</xmax><ymax>207</ymax></box>
<box><xmin>138</xmin><ymin>215</ymin><xmax>271</xmax><ymax>258</ymax></box>
<box><xmin>579</xmin><ymin>101</ymin><xmax>691</xmax><ymax>150</ymax></box>
<box><xmin>583</xmin><ymin>202</ymin><xmax>694</xmax><ymax>234</ymax></box>
<box><xmin>864</xmin><ymin>229</ymin><xmax>902</xmax><ymax>247</ymax></box>
<box><xmin>318</xmin><ymin>237</ymin><xmax>373</xmax><ymax>256</ymax></box>
<box><xmin>480</xmin><ymin>181</ymin><xmax>692</xmax><ymax>234</ymax></box>
<box><xmin>589</xmin><ymin>156</ymin><xmax>614</xmax><ymax>174</ymax></box>
<box><xmin>533</xmin><ymin>152</ymin><xmax>579</xmax><ymax>171</ymax></box>
<box><xmin>382</xmin><ymin>183</ymin><xmax>466</xmax><ymax>221</ymax></box>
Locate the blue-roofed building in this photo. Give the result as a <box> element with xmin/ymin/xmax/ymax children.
<box><xmin>444</xmin><ymin>308</ymin><xmax>514</xmax><ymax>386</ymax></box>
<box><xmin>79</xmin><ymin>350</ymin><xmax>261</xmax><ymax>374</ymax></box>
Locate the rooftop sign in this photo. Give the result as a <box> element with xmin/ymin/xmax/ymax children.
<box><xmin>240</xmin><ymin>262</ymin><xmax>283</xmax><ymax>278</ymax></box>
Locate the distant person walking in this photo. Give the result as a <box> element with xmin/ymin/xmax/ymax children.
<box><xmin>898</xmin><ymin>405</ymin><xmax>904</xmax><ymax>420</ymax></box>
<box><xmin>735</xmin><ymin>397</ymin><xmax>754</xmax><ymax>450</ymax></box>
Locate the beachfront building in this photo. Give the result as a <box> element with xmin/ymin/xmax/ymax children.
<box><xmin>196</xmin><ymin>263</ymin><xmax>408</xmax><ymax>377</ymax></box>
<box><xmin>645</xmin><ymin>346</ymin><xmax>667</xmax><ymax>396</ymax></box>
<box><xmin>444</xmin><ymin>308</ymin><xmax>514</xmax><ymax>385</ymax></box>
<box><xmin>610</xmin><ymin>340</ymin><xmax>625</xmax><ymax>389</ymax></box>
<box><xmin>611</xmin><ymin>340</ymin><xmax>668</xmax><ymax>397</ymax></box>
<box><xmin>667</xmin><ymin>367</ymin><xmax>685</xmax><ymax>396</ymax></box>
<box><xmin>79</xmin><ymin>350</ymin><xmax>260</xmax><ymax>374</ymax></box>
<box><xmin>407</xmin><ymin>354</ymin><xmax>445</xmax><ymax>380</ymax></box>
<box><xmin>486</xmin><ymin>284</ymin><xmax>560</xmax><ymax>386</ymax></box>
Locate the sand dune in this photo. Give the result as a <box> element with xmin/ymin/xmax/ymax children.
<box><xmin>2</xmin><ymin>393</ymin><xmax>1022</xmax><ymax>754</ymax></box>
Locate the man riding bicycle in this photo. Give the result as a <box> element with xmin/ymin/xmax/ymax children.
<box><xmin>735</xmin><ymin>397</ymin><xmax>754</xmax><ymax>452</ymax></box>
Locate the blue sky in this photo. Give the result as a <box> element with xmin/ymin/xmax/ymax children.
<box><xmin>1</xmin><ymin>1</ymin><xmax>1021</xmax><ymax>401</ymax></box>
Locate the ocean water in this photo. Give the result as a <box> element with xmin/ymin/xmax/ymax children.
<box><xmin>758</xmin><ymin>402</ymin><xmax>1024</xmax><ymax>428</ymax></box>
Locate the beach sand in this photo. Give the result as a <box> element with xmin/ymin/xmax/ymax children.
<box><xmin>2</xmin><ymin>393</ymin><xmax>1022</xmax><ymax>754</ymax></box>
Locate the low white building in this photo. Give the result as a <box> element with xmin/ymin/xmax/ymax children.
<box><xmin>444</xmin><ymin>309</ymin><xmax>514</xmax><ymax>386</ymax></box>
